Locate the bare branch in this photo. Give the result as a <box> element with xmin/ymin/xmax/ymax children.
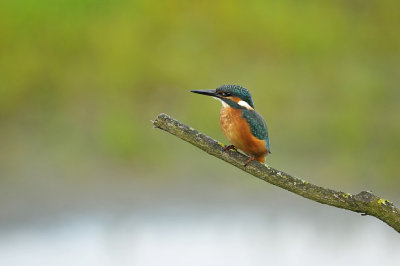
<box><xmin>152</xmin><ymin>113</ymin><xmax>400</xmax><ymax>233</ymax></box>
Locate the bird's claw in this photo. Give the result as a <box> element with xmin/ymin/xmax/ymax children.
<box><xmin>223</xmin><ymin>145</ymin><xmax>237</xmax><ymax>151</ymax></box>
<box><xmin>244</xmin><ymin>156</ymin><xmax>256</xmax><ymax>167</ymax></box>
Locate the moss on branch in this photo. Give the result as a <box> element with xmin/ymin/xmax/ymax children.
<box><xmin>152</xmin><ymin>113</ymin><xmax>400</xmax><ymax>233</ymax></box>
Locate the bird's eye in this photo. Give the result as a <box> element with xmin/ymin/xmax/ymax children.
<box><xmin>217</xmin><ymin>91</ymin><xmax>231</xmax><ymax>97</ymax></box>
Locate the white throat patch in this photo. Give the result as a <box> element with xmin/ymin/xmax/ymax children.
<box><xmin>238</xmin><ymin>100</ymin><xmax>254</xmax><ymax>110</ymax></box>
<box><xmin>213</xmin><ymin>97</ymin><xmax>229</xmax><ymax>107</ymax></box>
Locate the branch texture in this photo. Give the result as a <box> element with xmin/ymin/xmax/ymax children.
<box><xmin>152</xmin><ymin>113</ymin><xmax>400</xmax><ymax>233</ymax></box>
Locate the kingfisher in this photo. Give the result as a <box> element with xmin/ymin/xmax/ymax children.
<box><xmin>191</xmin><ymin>85</ymin><xmax>271</xmax><ymax>166</ymax></box>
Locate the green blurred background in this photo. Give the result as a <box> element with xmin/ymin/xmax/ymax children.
<box><xmin>1</xmin><ymin>0</ymin><xmax>400</xmax><ymax>265</ymax></box>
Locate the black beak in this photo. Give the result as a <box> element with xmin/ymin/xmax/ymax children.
<box><xmin>190</xmin><ymin>89</ymin><xmax>220</xmax><ymax>98</ymax></box>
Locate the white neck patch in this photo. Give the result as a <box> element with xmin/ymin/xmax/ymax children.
<box><xmin>238</xmin><ymin>100</ymin><xmax>254</xmax><ymax>110</ymax></box>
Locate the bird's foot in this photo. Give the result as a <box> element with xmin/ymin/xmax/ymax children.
<box><xmin>223</xmin><ymin>145</ymin><xmax>237</xmax><ymax>151</ymax></box>
<box><xmin>244</xmin><ymin>156</ymin><xmax>256</xmax><ymax>167</ymax></box>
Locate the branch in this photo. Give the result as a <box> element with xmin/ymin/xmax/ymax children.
<box><xmin>152</xmin><ymin>113</ymin><xmax>400</xmax><ymax>233</ymax></box>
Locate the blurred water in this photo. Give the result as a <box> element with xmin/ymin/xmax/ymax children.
<box><xmin>0</xmin><ymin>206</ymin><xmax>399</xmax><ymax>266</ymax></box>
<box><xmin>1</xmin><ymin>152</ymin><xmax>399</xmax><ymax>266</ymax></box>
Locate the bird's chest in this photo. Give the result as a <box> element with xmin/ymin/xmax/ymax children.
<box><xmin>219</xmin><ymin>107</ymin><xmax>247</xmax><ymax>145</ymax></box>
<box><xmin>219</xmin><ymin>106</ymin><xmax>267</xmax><ymax>157</ymax></box>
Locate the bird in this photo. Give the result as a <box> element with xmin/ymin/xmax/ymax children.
<box><xmin>191</xmin><ymin>85</ymin><xmax>270</xmax><ymax>166</ymax></box>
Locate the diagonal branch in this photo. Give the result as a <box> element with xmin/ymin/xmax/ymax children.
<box><xmin>152</xmin><ymin>113</ymin><xmax>400</xmax><ymax>233</ymax></box>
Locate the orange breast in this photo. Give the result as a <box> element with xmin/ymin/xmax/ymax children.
<box><xmin>220</xmin><ymin>107</ymin><xmax>268</xmax><ymax>162</ymax></box>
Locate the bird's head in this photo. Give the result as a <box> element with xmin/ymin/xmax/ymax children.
<box><xmin>191</xmin><ymin>85</ymin><xmax>255</xmax><ymax>110</ymax></box>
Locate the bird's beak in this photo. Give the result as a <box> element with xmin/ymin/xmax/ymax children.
<box><xmin>190</xmin><ymin>89</ymin><xmax>220</xmax><ymax>98</ymax></box>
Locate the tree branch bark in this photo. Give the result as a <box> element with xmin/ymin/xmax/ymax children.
<box><xmin>152</xmin><ymin>113</ymin><xmax>400</xmax><ymax>233</ymax></box>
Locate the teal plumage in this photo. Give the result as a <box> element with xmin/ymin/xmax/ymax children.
<box><xmin>242</xmin><ymin>109</ymin><xmax>271</xmax><ymax>153</ymax></box>
<box><xmin>216</xmin><ymin>85</ymin><xmax>255</xmax><ymax>108</ymax></box>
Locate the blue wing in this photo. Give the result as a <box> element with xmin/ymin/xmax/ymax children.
<box><xmin>242</xmin><ymin>109</ymin><xmax>271</xmax><ymax>153</ymax></box>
